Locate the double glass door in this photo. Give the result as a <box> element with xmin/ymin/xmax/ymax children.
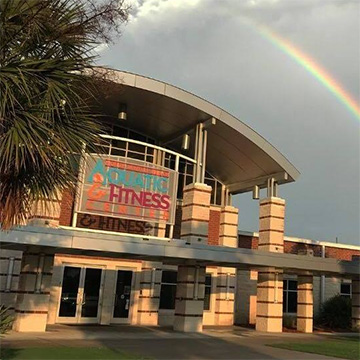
<box><xmin>58</xmin><ymin>265</ymin><xmax>103</xmax><ymax>324</ymax></box>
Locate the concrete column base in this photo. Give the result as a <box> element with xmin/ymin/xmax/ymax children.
<box><xmin>352</xmin><ymin>278</ymin><xmax>360</xmax><ymax>331</ymax></box>
<box><xmin>255</xmin><ymin>268</ymin><xmax>283</xmax><ymax>333</ymax></box>
<box><xmin>297</xmin><ymin>273</ymin><xmax>313</xmax><ymax>333</ymax></box>
<box><xmin>13</xmin><ymin>251</ymin><xmax>54</xmax><ymax>332</ymax></box>
<box><xmin>174</xmin><ymin>265</ymin><xmax>205</xmax><ymax>332</ymax></box>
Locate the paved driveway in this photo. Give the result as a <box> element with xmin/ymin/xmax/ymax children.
<box><xmin>2</xmin><ymin>325</ymin><xmax>356</xmax><ymax>359</ymax></box>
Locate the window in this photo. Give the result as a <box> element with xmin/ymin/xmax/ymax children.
<box><xmin>340</xmin><ymin>283</ymin><xmax>351</xmax><ymax>298</ymax></box>
<box><xmin>283</xmin><ymin>279</ymin><xmax>297</xmax><ymax>314</ymax></box>
<box><xmin>204</xmin><ymin>274</ymin><xmax>212</xmax><ymax>311</ymax></box>
<box><xmin>159</xmin><ymin>271</ymin><xmax>177</xmax><ymax>309</ymax></box>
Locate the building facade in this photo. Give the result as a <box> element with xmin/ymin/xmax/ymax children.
<box><xmin>0</xmin><ymin>70</ymin><xmax>359</xmax><ymax>333</ymax></box>
<box><xmin>1</xmin><ymin>234</ymin><xmax>359</xmax><ymax>330</ymax></box>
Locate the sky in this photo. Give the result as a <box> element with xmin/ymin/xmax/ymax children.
<box><xmin>98</xmin><ymin>0</ymin><xmax>360</xmax><ymax>246</ymax></box>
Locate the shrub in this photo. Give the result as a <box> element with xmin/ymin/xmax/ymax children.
<box><xmin>0</xmin><ymin>305</ymin><xmax>14</xmax><ymax>334</ymax></box>
<box><xmin>317</xmin><ymin>295</ymin><xmax>351</xmax><ymax>329</ymax></box>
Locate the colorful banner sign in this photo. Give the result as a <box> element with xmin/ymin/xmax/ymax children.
<box><xmin>76</xmin><ymin>154</ymin><xmax>178</xmax><ymax>225</ymax></box>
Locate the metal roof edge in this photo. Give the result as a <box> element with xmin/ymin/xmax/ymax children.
<box><xmin>96</xmin><ymin>67</ymin><xmax>300</xmax><ymax>183</ymax></box>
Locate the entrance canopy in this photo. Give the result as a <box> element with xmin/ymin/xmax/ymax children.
<box><xmin>94</xmin><ymin>70</ymin><xmax>300</xmax><ymax>194</ymax></box>
<box><xmin>1</xmin><ymin>226</ymin><xmax>358</xmax><ymax>276</ymax></box>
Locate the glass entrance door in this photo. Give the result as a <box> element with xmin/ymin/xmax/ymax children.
<box><xmin>81</xmin><ymin>268</ymin><xmax>102</xmax><ymax>319</ymax></box>
<box><xmin>112</xmin><ymin>270</ymin><xmax>133</xmax><ymax>323</ymax></box>
<box><xmin>57</xmin><ymin>265</ymin><xmax>103</xmax><ymax>324</ymax></box>
<box><xmin>58</xmin><ymin>266</ymin><xmax>81</xmax><ymax>319</ymax></box>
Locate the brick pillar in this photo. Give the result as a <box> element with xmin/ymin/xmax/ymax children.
<box><xmin>258</xmin><ymin>197</ymin><xmax>285</xmax><ymax>253</ymax></box>
<box><xmin>215</xmin><ymin>205</ymin><xmax>238</xmax><ymax>325</ymax></box>
<box><xmin>297</xmin><ymin>273</ymin><xmax>313</xmax><ymax>333</ymax></box>
<box><xmin>59</xmin><ymin>189</ymin><xmax>75</xmax><ymax>226</ymax></box>
<box><xmin>28</xmin><ymin>195</ymin><xmax>61</xmax><ymax>227</ymax></box>
<box><xmin>13</xmin><ymin>250</ymin><xmax>54</xmax><ymax>332</ymax></box>
<box><xmin>256</xmin><ymin>269</ymin><xmax>283</xmax><ymax>332</ymax></box>
<box><xmin>352</xmin><ymin>277</ymin><xmax>360</xmax><ymax>331</ymax></box>
<box><xmin>180</xmin><ymin>183</ymin><xmax>211</xmax><ymax>244</ymax></box>
<box><xmin>256</xmin><ymin>197</ymin><xmax>285</xmax><ymax>332</ymax></box>
<box><xmin>137</xmin><ymin>261</ymin><xmax>161</xmax><ymax>325</ymax></box>
<box><xmin>157</xmin><ymin>222</ymin><xmax>166</xmax><ymax>238</ymax></box>
<box><xmin>174</xmin><ymin>265</ymin><xmax>205</xmax><ymax>332</ymax></box>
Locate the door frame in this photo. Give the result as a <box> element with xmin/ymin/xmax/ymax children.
<box><xmin>110</xmin><ymin>266</ymin><xmax>137</xmax><ymax>324</ymax></box>
<box><xmin>56</xmin><ymin>263</ymin><xmax>105</xmax><ymax>325</ymax></box>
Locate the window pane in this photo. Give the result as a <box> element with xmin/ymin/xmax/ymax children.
<box><xmin>288</xmin><ymin>280</ymin><xmax>297</xmax><ymax>290</ymax></box>
<box><xmin>287</xmin><ymin>291</ymin><xmax>297</xmax><ymax>313</ymax></box>
<box><xmin>283</xmin><ymin>291</ymin><xmax>288</xmax><ymax>313</ymax></box>
<box><xmin>112</xmin><ymin>139</ymin><xmax>126</xmax><ymax>150</ymax></box>
<box><xmin>81</xmin><ymin>268</ymin><xmax>102</xmax><ymax>318</ymax></box>
<box><xmin>127</xmin><ymin>151</ymin><xmax>145</xmax><ymax>161</ymax></box>
<box><xmin>159</xmin><ymin>284</ymin><xmax>176</xmax><ymax>309</ymax></box>
<box><xmin>204</xmin><ymin>286</ymin><xmax>211</xmax><ymax>311</ymax></box>
<box><xmin>113</xmin><ymin>126</ymin><xmax>128</xmax><ymax>138</ymax></box>
<box><xmin>59</xmin><ymin>266</ymin><xmax>81</xmax><ymax>317</ymax></box>
<box><xmin>111</xmin><ymin>148</ymin><xmax>126</xmax><ymax>157</ymax></box>
<box><xmin>204</xmin><ymin>274</ymin><xmax>212</xmax><ymax>311</ymax></box>
<box><xmin>129</xmin><ymin>131</ymin><xmax>146</xmax><ymax>142</ymax></box>
<box><xmin>283</xmin><ymin>280</ymin><xmax>288</xmax><ymax>290</ymax></box>
<box><xmin>162</xmin><ymin>270</ymin><xmax>177</xmax><ymax>284</ymax></box>
<box><xmin>341</xmin><ymin>283</ymin><xmax>351</xmax><ymax>296</ymax></box>
<box><xmin>128</xmin><ymin>142</ymin><xmax>145</xmax><ymax>153</ymax></box>
<box><xmin>216</xmin><ymin>183</ymin><xmax>223</xmax><ymax>206</ymax></box>
<box><xmin>205</xmin><ymin>274</ymin><xmax>212</xmax><ymax>286</ymax></box>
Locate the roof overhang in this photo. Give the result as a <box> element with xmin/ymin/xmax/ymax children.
<box><xmin>1</xmin><ymin>227</ymin><xmax>357</xmax><ymax>276</ymax></box>
<box><xmin>93</xmin><ymin>69</ymin><xmax>300</xmax><ymax>193</ymax></box>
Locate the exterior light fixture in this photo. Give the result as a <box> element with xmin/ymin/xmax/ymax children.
<box><xmin>181</xmin><ymin>134</ymin><xmax>190</xmax><ymax>150</ymax></box>
<box><xmin>252</xmin><ymin>185</ymin><xmax>259</xmax><ymax>200</ymax></box>
<box><xmin>118</xmin><ymin>103</ymin><xmax>127</xmax><ymax>120</ymax></box>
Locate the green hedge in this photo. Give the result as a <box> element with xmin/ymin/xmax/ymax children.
<box><xmin>316</xmin><ymin>295</ymin><xmax>351</xmax><ymax>329</ymax></box>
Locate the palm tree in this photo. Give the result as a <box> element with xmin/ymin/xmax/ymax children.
<box><xmin>0</xmin><ymin>0</ymin><xmax>129</xmax><ymax>229</ymax></box>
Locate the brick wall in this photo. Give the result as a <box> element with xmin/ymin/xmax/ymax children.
<box><xmin>173</xmin><ymin>205</ymin><xmax>182</xmax><ymax>239</ymax></box>
<box><xmin>238</xmin><ymin>235</ymin><xmax>258</xmax><ymax>249</ymax></box>
<box><xmin>208</xmin><ymin>208</ymin><xmax>220</xmax><ymax>246</ymax></box>
<box><xmin>59</xmin><ymin>189</ymin><xmax>75</xmax><ymax>226</ymax></box>
<box><xmin>325</xmin><ymin>247</ymin><xmax>360</xmax><ymax>261</ymax></box>
<box><xmin>239</xmin><ymin>234</ymin><xmax>360</xmax><ymax>261</ymax></box>
<box><xmin>284</xmin><ymin>241</ymin><xmax>322</xmax><ymax>257</ymax></box>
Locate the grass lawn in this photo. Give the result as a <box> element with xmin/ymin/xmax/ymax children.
<box><xmin>268</xmin><ymin>337</ymin><xmax>360</xmax><ymax>360</ymax></box>
<box><xmin>0</xmin><ymin>346</ymin><xmax>150</xmax><ymax>360</ymax></box>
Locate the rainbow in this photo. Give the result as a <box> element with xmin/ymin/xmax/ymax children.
<box><xmin>251</xmin><ymin>22</ymin><xmax>360</xmax><ymax>120</ymax></box>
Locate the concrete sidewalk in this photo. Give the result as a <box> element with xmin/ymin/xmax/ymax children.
<box><xmin>2</xmin><ymin>325</ymin><xmax>358</xmax><ymax>359</ymax></box>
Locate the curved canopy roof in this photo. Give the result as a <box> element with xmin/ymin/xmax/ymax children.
<box><xmin>95</xmin><ymin>69</ymin><xmax>300</xmax><ymax>194</ymax></box>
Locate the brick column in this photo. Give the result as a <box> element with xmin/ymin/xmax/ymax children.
<box><xmin>137</xmin><ymin>261</ymin><xmax>161</xmax><ymax>325</ymax></box>
<box><xmin>256</xmin><ymin>269</ymin><xmax>283</xmax><ymax>332</ymax></box>
<box><xmin>258</xmin><ymin>197</ymin><xmax>285</xmax><ymax>253</ymax></box>
<box><xmin>215</xmin><ymin>205</ymin><xmax>238</xmax><ymax>325</ymax></box>
<box><xmin>28</xmin><ymin>195</ymin><xmax>61</xmax><ymax>227</ymax></box>
<box><xmin>256</xmin><ymin>197</ymin><xmax>285</xmax><ymax>332</ymax></box>
<box><xmin>13</xmin><ymin>250</ymin><xmax>54</xmax><ymax>332</ymax></box>
<box><xmin>297</xmin><ymin>273</ymin><xmax>313</xmax><ymax>333</ymax></box>
<box><xmin>180</xmin><ymin>183</ymin><xmax>211</xmax><ymax>244</ymax></box>
<box><xmin>59</xmin><ymin>189</ymin><xmax>75</xmax><ymax>226</ymax></box>
<box><xmin>174</xmin><ymin>265</ymin><xmax>205</xmax><ymax>332</ymax></box>
<box><xmin>352</xmin><ymin>277</ymin><xmax>360</xmax><ymax>331</ymax></box>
